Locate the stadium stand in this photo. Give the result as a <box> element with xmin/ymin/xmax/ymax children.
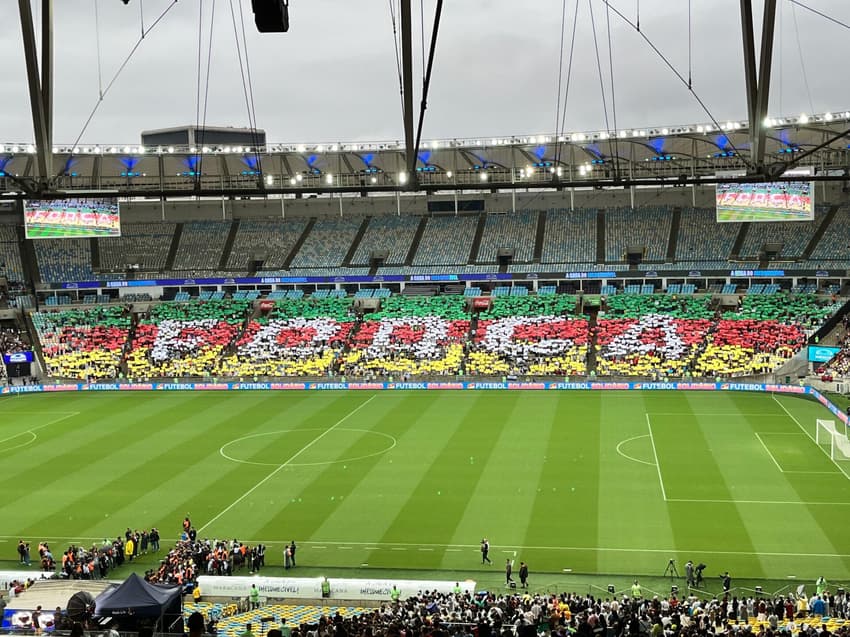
<box><xmin>217</xmin><ymin>298</ymin><xmax>355</xmax><ymax>377</ymax></box>
<box><xmin>126</xmin><ymin>300</ymin><xmax>250</xmax><ymax>379</ymax></box>
<box><xmin>289</xmin><ymin>216</ymin><xmax>364</xmax><ymax>268</ymax></box>
<box><xmin>171</xmin><ymin>221</ymin><xmax>231</xmax><ymax>271</ymax></box>
<box><xmin>341</xmin><ymin>296</ymin><xmax>470</xmax><ymax>377</ymax></box>
<box><xmin>32</xmin><ymin>306</ymin><xmax>131</xmax><ymax>379</ymax></box>
<box><xmin>0</xmin><ymin>225</ymin><xmax>25</xmax><ymax>283</ymax></box>
<box><xmin>675</xmin><ymin>207</ymin><xmax>739</xmax><ymax>263</ymax></box>
<box><xmin>350</xmin><ymin>215</ymin><xmax>420</xmax><ymax>265</ymax></box>
<box><xmin>476</xmin><ymin>210</ymin><xmax>537</xmax><ymax>263</ymax></box>
<box><xmin>226</xmin><ymin>218</ymin><xmax>310</xmax><ymax>270</ymax></box>
<box><xmin>605</xmin><ymin>207</ymin><xmax>672</xmax><ymax>262</ymax></box>
<box><xmin>738</xmin><ymin>207</ymin><xmax>826</xmax><ymax>258</ymax></box>
<box><xmin>468</xmin><ymin>295</ymin><xmax>588</xmax><ymax>376</ymax></box>
<box><xmin>810</xmin><ymin>204</ymin><xmax>850</xmax><ymax>262</ymax></box>
<box><xmin>34</xmin><ymin>238</ymin><xmax>95</xmax><ymax>282</ymax></box>
<box><xmin>98</xmin><ymin>222</ymin><xmax>176</xmax><ymax>272</ymax></box>
<box><xmin>540</xmin><ymin>208</ymin><xmax>596</xmax><ymax>264</ymax></box>
<box><xmin>411</xmin><ymin>215</ymin><xmax>479</xmax><ymax>265</ymax></box>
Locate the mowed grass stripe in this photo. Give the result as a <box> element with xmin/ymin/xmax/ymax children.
<box><xmin>307</xmin><ymin>393</ymin><xmax>483</xmax><ymax>565</ymax></box>
<box><xmin>447</xmin><ymin>393</ymin><xmax>561</xmax><ymax>571</ymax></box>
<box><xmin>196</xmin><ymin>392</ymin><xmax>375</xmax><ymax>537</ymax></box>
<box><xmin>519</xmin><ymin>392</ymin><xmax>603</xmax><ymax>574</ymax></box>
<box><xmin>596</xmin><ymin>393</ymin><xmax>677</xmax><ymax>575</ymax></box>
<box><xmin>10</xmin><ymin>392</ymin><xmax>253</xmax><ymax>536</ymax></box>
<box><xmin>2</xmin><ymin>393</ymin><xmax>214</xmax><ymax>531</ymax></box>
<box><xmin>246</xmin><ymin>393</ymin><xmax>435</xmax><ymax>548</ymax></box>
<box><xmin>369</xmin><ymin>393</ymin><xmax>521</xmax><ymax>569</ymax></box>
<box><xmin>81</xmin><ymin>391</ymin><xmax>316</xmax><ymax>540</ymax></box>
<box><xmin>650</xmin><ymin>398</ymin><xmax>762</xmax><ymax>574</ymax></box>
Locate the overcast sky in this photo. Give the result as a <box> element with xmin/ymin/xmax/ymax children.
<box><xmin>0</xmin><ymin>0</ymin><xmax>848</xmax><ymax>145</ymax></box>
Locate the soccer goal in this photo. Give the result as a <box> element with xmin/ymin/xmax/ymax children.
<box><xmin>815</xmin><ymin>419</ymin><xmax>850</xmax><ymax>462</ymax></box>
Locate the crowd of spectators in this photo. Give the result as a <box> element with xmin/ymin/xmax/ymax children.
<box><xmin>253</xmin><ymin>587</ymin><xmax>850</xmax><ymax>637</ymax></box>
<box><xmin>145</xmin><ymin>537</ymin><xmax>268</xmax><ymax>585</ymax></box>
<box><xmin>0</xmin><ymin>326</ymin><xmax>28</xmax><ymax>382</ymax></box>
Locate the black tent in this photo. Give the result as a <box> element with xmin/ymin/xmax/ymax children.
<box><xmin>93</xmin><ymin>573</ymin><xmax>182</xmax><ymax>632</ymax></box>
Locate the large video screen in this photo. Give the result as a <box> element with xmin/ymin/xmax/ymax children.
<box><xmin>715</xmin><ymin>181</ymin><xmax>814</xmax><ymax>222</ymax></box>
<box><xmin>24</xmin><ymin>197</ymin><xmax>121</xmax><ymax>238</ymax></box>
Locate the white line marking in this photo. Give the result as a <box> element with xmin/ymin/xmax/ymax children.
<box><xmin>446</xmin><ymin>549</ymin><xmax>462</xmax><ymax>552</ymax></box>
<box><xmin>647</xmin><ymin>413</ymin><xmax>783</xmax><ymax>416</ymax></box>
<box><xmin>645</xmin><ymin>414</ymin><xmax>667</xmax><ymax>501</ymax></box>
<box><xmin>615</xmin><ymin>434</ymin><xmax>655</xmax><ymax>466</ymax></box>
<box><xmin>198</xmin><ymin>395</ymin><xmax>377</xmax><ymax>533</ymax></box>
<box><xmin>782</xmin><ymin>470</ymin><xmax>841</xmax><ymax>475</ymax></box>
<box><xmin>754</xmin><ymin>432</ymin><xmax>785</xmax><ymax>473</ymax></box>
<box><xmin>0</xmin><ymin>412</ymin><xmax>79</xmax><ymax>446</ymax></box>
<box><xmin>313</xmin><ymin>546</ymin><xmax>327</xmax><ymax>550</ymax></box>
<box><xmin>3</xmin><ymin>534</ymin><xmax>850</xmax><ymax>559</ymax></box>
<box><xmin>666</xmin><ymin>497</ymin><xmax>850</xmax><ymax>505</ymax></box>
<box><xmin>338</xmin><ymin>547</ymin><xmax>352</xmax><ymax>550</ymax></box>
<box><xmin>418</xmin><ymin>548</ymin><xmax>434</xmax><ymax>551</ymax></box>
<box><xmin>772</xmin><ymin>394</ymin><xmax>850</xmax><ymax>481</ymax></box>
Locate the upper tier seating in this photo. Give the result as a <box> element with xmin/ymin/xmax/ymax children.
<box><xmin>126</xmin><ymin>300</ymin><xmax>250</xmax><ymax>378</ymax></box>
<box><xmin>0</xmin><ymin>225</ymin><xmax>24</xmax><ymax>283</ymax></box>
<box><xmin>34</xmin><ymin>239</ymin><xmax>94</xmax><ymax>282</ymax></box>
<box><xmin>351</xmin><ymin>215</ymin><xmax>420</xmax><ymax>266</ymax></box>
<box><xmin>32</xmin><ymin>306</ymin><xmax>131</xmax><ymax>380</ymax></box>
<box><xmin>477</xmin><ymin>210</ymin><xmax>537</xmax><ymax>263</ymax></box>
<box><xmin>738</xmin><ymin>206</ymin><xmax>825</xmax><ymax>258</ymax></box>
<box><xmin>675</xmin><ymin>207</ymin><xmax>739</xmax><ymax>262</ymax></box>
<box><xmin>99</xmin><ymin>222</ymin><xmax>176</xmax><ymax>271</ymax></box>
<box><xmin>810</xmin><ymin>205</ymin><xmax>850</xmax><ymax>260</ymax></box>
<box><xmin>172</xmin><ymin>222</ymin><xmax>231</xmax><ymax>270</ymax></box>
<box><xmin>289</xmin><ymin>217</ymin><xmax>364</xmax><ymax>268</ymax></box>
<box><xmin>412</xmin><ymin>215</ymin><xmax>479</xmax><ymax>266</ymax></box>
<box><xmin>605</xmin><ymin>207</ymin><xmax>672</xmax><ymax>262</ymax></box>
<box><xmin>540</xmin><ymin>208</ymin><xmax>596</xmax><ymax>264</ymax></box>
<box><xmin>227</xmin><ymin>219</ymin><xmax>309</xmax><ymax>270</ymax></box>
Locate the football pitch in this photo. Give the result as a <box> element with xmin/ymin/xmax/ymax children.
<box><xmin>2</xmin><ymin>390</ymin><xmax>850</xmax><ymax>581</ymax></box>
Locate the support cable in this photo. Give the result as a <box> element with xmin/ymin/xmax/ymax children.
<box><xmin>790</xmin><ymin>1</ymin><xmax>815</xmax><ymax>115</ymax></box>
<box><xmin>236</xmin><ymin>0</ymin><xmax>265</xmax><ymax>179</ymax></box>
<box><xmin>604</xmin><ymin>0</ymin><xmax>621</xmax><ymax>179</ymax></box>
<box><xmin>197</xmin><ymin>0</ymin><xmax>217</xmax><ymax>188</ymax></box>
<box><xmin>70</xmin><ymin>0</ymin><xmax>179</xmax><ymax>155</ymax></box>
<box><xmin>93</xmin><ymin>0</ymin><xmax>103</xmax><ymax>99</ymax></box>
<box><xmin>601</xmin><ymin>0</ymin><xmax>755</xmax><ymax>171</ymax></box>
<box><xmin>388</xmin><ymin>0</ymin><xmax>405</xmax><ymax>119</ymax></box>
<box><xmin>554</xmin><ymin>0</ymin><xmax>580</xmax><ymax>167</ymax></box>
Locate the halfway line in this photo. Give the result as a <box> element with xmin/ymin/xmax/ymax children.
<box><xmin>198</xmin><ymin>394</ymin><xmax>377</xmax><ymax>533</ymax></box>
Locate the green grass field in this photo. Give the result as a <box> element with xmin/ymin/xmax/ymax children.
<box><xmin>3</xmin><ymin>390</ymin><xmax>850</xmax><ymax>585</ymax></box>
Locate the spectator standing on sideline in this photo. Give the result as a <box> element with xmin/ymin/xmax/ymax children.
<box><xmin>519</xmin><ymin>561</ymin><xmax>529</xmax><ymax>589</ymax></box>
<box><xmin>284</xmin><ymin>544</ymin><xmax>292</xmax><ymax>570</ymax></box>
<box><xmin>289</xmin><ymin>541</ymin><xmax>296</xmax><ymax>567</ymax></box>
<box><xmin>721</xmin><ymin>571</ymin><xmax>732</xmax><ymax>593</ymax></box>
<box><xmin>249</xmin><ymin>584</ymin><xmax>259</xmax><ymax>610</ymax></box>
<box><xmin>481</xmin><ymin>538</ymin><xmax>491</xmax><ymax>564</ymax></box>
<box><xmin>631</xmin><ymin>580</ymin><xmax>642</xmax><ymax>598</ymax></box>
<box><xmin>505</xmin><ymin>559</ymin><xmax>513</xmax><ymax>585</ymax></box>
<box><xmin>685</xmin><ymin>560</ymin><xmax>695</xmax><ymax>588</ymax></box>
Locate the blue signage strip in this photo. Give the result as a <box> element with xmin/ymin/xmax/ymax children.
<box><xmin>2</xmin><ymin>351</ymin><xmax>34</xmax><ymax>364</ymax></box>
<box><xmin>808</xmin><ymin>346</ymin><xmax>841</xmax><ymax>363</ymax></box>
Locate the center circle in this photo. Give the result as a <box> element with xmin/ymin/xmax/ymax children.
<box><xmin>220</xmin><ymin>428</ymin><xmax>397</xmax><ymax>467</ymax></box>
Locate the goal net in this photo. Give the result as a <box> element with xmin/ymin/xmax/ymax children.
<box><xmin>815</xmin><ymin>419</ymin><xmax>850</xmax><ymax>462</ymax></box>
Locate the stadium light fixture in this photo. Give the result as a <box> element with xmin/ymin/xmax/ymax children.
<box><xmin>399</xmin><ymin>172</ymin><xmax>408</xmax><ymax>184</ymax></box>
<box><xmin>370</xmin><ymin>176</ymin><xmax>377</xmax><ymax>183</ymax></box>
<box><xmin>446</xmin><ymin>170</ymin><xmax>453</xmax><ymax>178</ymax></box>
<box><xmin>52</xmin><ymin>146</ymin><xmax>58</xmax><ymax>153</ymax></box>
<box><xmin>825</xmin><ymin>113</ymin><xmax>834</xmax><ymax>122</ymax></box>
<box><xmin>265</xmin><ymin>175</ymin><xmax>274</xmax><ymax>186</ymax></box>
<box><xmin>296</xmin><ymin>144</ymin><xmax>306</xmax><ymax>153</ymax></box>
<box><xmin>799</xmin><ymin>113</ymin><xmax>810</xmax><ymax>124</ymax></box>
<box><xmin>480</xmin><ymin>171</ymin><xmax>488</xmax><ymax>181</ymax></box>
<box><xmin>289</xmin><ymin>177</ymin><xmax>296</xmax><ymax>185</ymax></box>
<box><xmin>619</xmin><ymin>131</ymin><xmax>628</xmax><ymax>139</ymax></box>
<box><xmin>295</xmin><ymin>174</ymin><xmax>303</xmax><ymax>182</ymax></box>
<box><xmin>138</xmin><ymin>146</ymin><xmax>146</xmax><ymax>154</ymax></box>
<box><xmin>123</xmin><ymin>146</ymin><xmax>130</xmax><ymax>153</ymax></box>
<box><xmin>325</xmin><ymin>174</ymin><xmax>334</xmax><ymax>185</ymax></box>
<box><xmin>73</xmin><ymin>147</ymin><xmax>80</xmax><ymax>154</ymax></box>
<box><xmin>600</xmin><ymin>132</ymin><xmax>609</xmax><ymax>140</ymax></box>
<box><xmin>316</xmin><ymin>145</ymin><xmax>324</xmax><ymax>153</ymax></box>
<box><xmin>167</xmin><ymin>146</ymin><xmax>174</xmax><ymax>153</ymax></box>
<box><xmin>556</xmin><ymin>167</ymin><xmax>563</xmax><ymax>177</ymax></box>
<box><xmin>94</xmin><ymin>147</ymin><xmax>102</xmax><ymax>154</ymax></box>
<box><xmin>330</xmin><ymin>144</ymin><xmax>339</xmax><ymax>152</ymax></box>
<box><xmin>26</xmin><ymin>145</ymin><xmax>35</xmax><ymax>154</ymax></box>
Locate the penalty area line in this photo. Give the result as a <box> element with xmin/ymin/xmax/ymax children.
<box><xmin>198</xmin><ymin>394</ymin><xmax>377</xmax><ymax>534</ymax></box>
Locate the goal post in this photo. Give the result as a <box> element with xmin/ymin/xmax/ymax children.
<box><xmin>815</xmin><ymin>419</ymin><xmax>850</xmax><ymax>461</ymax></box>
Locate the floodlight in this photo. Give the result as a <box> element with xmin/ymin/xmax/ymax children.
<box><xmin>11</xmin><ymin>146</ymin><xmax>19</xmax><ymax>153</ymax></box>
<box><xmin>26</xmin><ymin>145</ymin><xmax>35</xmax><ymax>154</ymax></box>
<box><xmin>138</xmin><ymin>146</ymin><xmax>146</xmax><ymax>154</ymax></box>
<box><xmin>295</xmin><ymin>174</ymin><xmax>303</xmax><ymax>182</ymax></box>
<box><xmin>289</xmin><ymin>178</ymin><xmax>296</xmax><ymax>185</ymax></box>
<box><xmin>370</xmin><ymin>176</ymin><xmax>377</xmax><ymax>183</ymax></box>
<box><xmin>600</xmin><ymin>132</ymin><xmax>609</xmax><ymax>140</ymax></box>
<box><xmin>661</xmin><ymin>128</ymin><xmax>669</xmax><ymax>135</ymax></box>
<box><xmin>167</xmin><ymin>146</ymin><xmax>174</xmax><ymax>153</ymax></box>
<box><xmin>399</xmin><ymin>172</ymin><xmax>408</xmax><ymax>184</ymax></box>
<box><xmin>799</xmin><ymin>113</ymin><xmax>810</xmax><ymax>124</ymax></box>
<box><xmin>316</xmin><ymin>145</ymin><xmax>324</xmax><ymax>153</ymax></box>
<box><xmin>325</xmin><ymin>174</ymin><xmax>334</xmax><ymax>185</ymax></box>
<box><xmin>190</xmin><ymin>147</ymin><xmax>197</xmax><ymax>153</ymax></box>
<box><xmin>296</xmin><ymin>144</ymin><xmax>306</xmax><ymax>153</ymax></box>
<box><xmin>480</xmin><ymin>171</ymin><xmax>488</xmax><ymax>181</ymax></box>
<box><xmin>331</xmin><ymin>144</ymin><xmax>339</xmax><ymax>152</ymax></box>
<box><xmin>52</xmin><ymin>147</ymin><xmax>58</xmax><ymax>153</ymax></box>
<box><xmin>265</xmin><ymin>175</ymin><xmax>274</xmax><ymax>186</ymax></box>
<box><xmin>446</xmin><ymin>170</ymin><xmax>453</xmax><ymax>178</ymax></box>
<box><xmin>825</xmin><ymin>113</ymin><xmax>834</xmax><ymax>122</ymax></box>
<box><xmin>73</xmin><ymin>147</ymin><xmax>80</xmax><ymax>154</ymax></box>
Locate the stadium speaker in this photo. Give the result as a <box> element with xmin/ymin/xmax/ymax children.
<box><xmin>762</xmin><ymin>243</ymin><xmax>783</xmax><ymax>260</ymax></box>
<box><xmin>496</xmin><ymin>247</ymin><xmax>515</xmax><ymax>258</ymax></box>
<box><xmin>252</xmin><ymin>0</ymin><xmax>289</xmax><ymax>32</ymax></box>
<box><xmin>625</xmin><ymin>246</ymin><xmax>644</xmax><ymax>266</ymax></box>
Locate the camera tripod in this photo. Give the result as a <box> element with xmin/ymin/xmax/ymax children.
<box><xmin>663</xmin><ymin>558</ymin><xmax>679</xmax><ymax>579</ymax></box>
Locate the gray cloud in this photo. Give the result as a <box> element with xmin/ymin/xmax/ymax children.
<box><xmin>0</xmin><ymin>0</ymin><xmax>847</xmax><ymax>145</ymax></box>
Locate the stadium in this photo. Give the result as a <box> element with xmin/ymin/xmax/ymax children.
<box><xmin>2</xmin><ymin>1</ymin><xmax>850</xmax><ymax>637</ymax></box>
